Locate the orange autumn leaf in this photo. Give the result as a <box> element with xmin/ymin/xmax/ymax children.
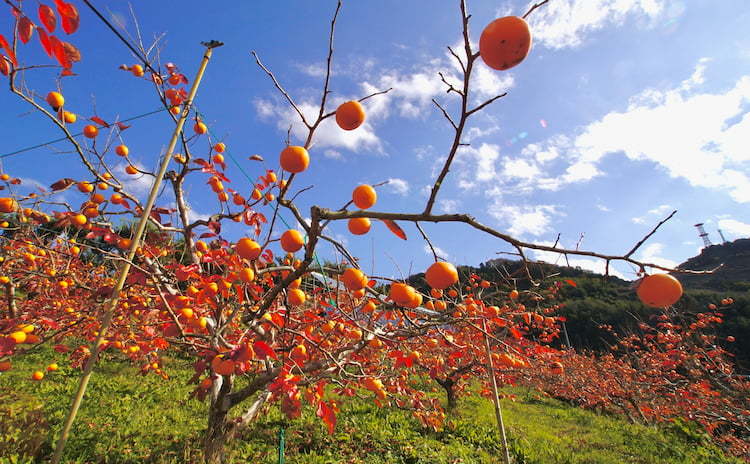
<box><xmin>38</xmin><ymin>4</ymin><xmax>56</xmax><ymax>33</ymax></box>
<box><xmin>380</xmin><ymin>218</ymin><xmax>407</xmax><ymax>240</ymax></box>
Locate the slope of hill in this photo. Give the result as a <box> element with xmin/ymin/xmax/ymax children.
<box><xmin>676</xmin><ymin>238</ymin><xmax>750</xmax><ymax>292</ymax></box>
<box><xmin>0</xmin><ymin>347</ymin><xmax>741</xmax><ymax>463</ymax></box>
<box><xmin>429</xmin><ymin>239</ymin><xmax>750</xmax><ymax>370</ymax></box>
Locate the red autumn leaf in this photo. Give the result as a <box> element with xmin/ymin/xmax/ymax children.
<box><xmin>49</xmin><ymin>35</ymin><xmax>71</xmax><ymax>68</ymax></box>
<box><xmin>565</xmin><ymin>279</ymin><xmax>577</xmax><ymax>287</ymax></box>
<box><xmin>253</xmin><ymin>340</ymin><xmax>278</xmax><ymax>360</ymax></box>
<box><xmin>316</xmin><ymin>401</ymin><xmax>337</xmax><ymax>434</ymax></box>
<box><xmin>50</xmin><ymin>178</ymin><xmax>75</xmax><ymax>191</ymax></box>
<box><xmin>54</xmin><ymin>0</ymin><xmax>79</xmax><ymax>34</ymax></box>
<box><xmin>116</xmin><ymin>122</ymin><xmax>131</xmax><ymax>130</ymax></box>
<box><xmin>53</xmin><ymin>344</ymin><xmax>70</xmax><ymax>353</ymax></box>
<box><xmin>90</xmin><ymin>116</ymin><xmax>109</xmax><ymax>127</ymax></box>
<box><xmin>199</xmin><ymin>232</ymin><xmax>216</xmax><ymax>239</ymax></box>
<box><xmin>18</xmin><ymin>17</ymin><xmax>34</xmax><ymax>44</ymax></box>
<box><xmin>509</xmin><ymin>327</ymin><xmax>522</xmax><ymax>339</ymax></box>
<box><xmin>37</xmin><ymin>27</ymin><xmax>53</xmax><ymax>57</ymax></box>
<box><xmin>0</xmin><ymin>56</ymin><xmax>8</xmax><ymax>76</ymax></box>
<box><xmin>0</xmin><ymin>34</ymin><xmax>17</xmax><ymax>65</ymax></box>
<box><xmin>62</xmin><ymin>41</ymin><xmax>81</xmax><ymax>63</ymax></box>
<box><xmin>38</xmin><ymin>4</ymin><xmax>56</xmax><ymax>32</ymax></box>
<box><xmin>248</xmin><ymin>154</ymin><xmax>263</xmax><ymax>161</ymax></box>
<box><xmin>380</xmin><ymin>219</ymin><xmax>407</xmax><ymax>240</ymax></box>
<box><xmin>60</xmin><ymin>68</ymin><xmax>76</xmax><ymax>77</ymax></box>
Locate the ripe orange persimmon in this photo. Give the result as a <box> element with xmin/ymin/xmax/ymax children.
<box><xmin>636</xmin><ymin>273</ymin><xmax>683</xmax><ymax>308</ymax></box>
<box><xmin>0</xmin><ymin>361</ymin><xmax>11</xmax><ymax>371</ymax></box>
<box><xmin>509</xmin><ymin>289</ymin><xmax>519</xmax><ymax>300</ymax></box>
<box><xmin>47</xmin><ymin>363</ymin><xmax>59</xmax><ymax>372</ymax></box>
<box><xmin>280</xmin><ymin>229</ymin><xmax>305</xmax><ymax>253</ymax></box>
<box><xmin>425</xmin><ymin>261</ymin><xmax>458</xmax><ymax>289</ymax></box>
<box><xmin>342</xmin><ymin>268</ymin><xmax>367</xmax><ymax>291</ymax></box>
<box><xmin>59</xmin><ymin>110</ymin><xmax>76</xmax><ymax>124</ymax></box>
<box><xmin>287</xmin><ymin>288</ymin><xmax>306</xmax><ymax>306</ymax></box>
<box><xmin>0</xmin><ymin>197</ymin><xmax>19</xmax><ymax>213</ymax></box>
<box><xmin>279</xmin><ymin>146</ymin><xmax>309</xmax><ymax>173</ymax></box>
<box><xmin>125</xmin><ymin>165</ymin><xmax>139</xmax><ymax>175</ymax></box>
<box><xmin>348</xmin><ymin>217</ymin><xmax>371</xmax><ymax>235</ymax></box>
<box><xmin>479</xmin><ymin>16</ymin><xmax>532</xmax><ymax>71</ymax></box>
<box><xmin>71</xmin><ymin>214</ymin><xmax>87</xmax><ymax>226</ymax></box>
<box><xmin>31</xmin><ymin>371</ymin><xmax>44</xmax><ymax>381</ymax></box>
<box><xmin>389</xmin><ymin>283</ymin><xmax>416</xmax><ymax>306</ymax></box>
<box><xmin>9</xmin><ymin>331</ymin><xmax>27</xmax><ymax>344</ymax></box>
<box><xmin>131</xmin><ymin>64</ymin><xmax>144</xmax><ymax>77</ymax></box>
<box><xmin>236</xmin><ymin>238</ymin><xmax>261</xmax><ymax>260</ymax></box>
<box><xmin>239</xmin><ymin>267</ymin><xmax>255</xmax><ymax>283</ymax></box>
<box><xmin>404</xmin><ymin>291</ymin><xmax>423</xmax><ymax>309</ymax></box>
<box><xmin>115</xmin><ymin>144</ymin><xmax>129</xmax><ymax>156</ymax></box>
<box><xmin>194</xmin><ymin>121</ymin><xmax>208</xmax><ymax>134</ymax></box>
<box><xmin>352</xmin><ymin>184</ymin><xmax>377</xmax><ymax>209</ymax></box>
<box><xmin>214</xmin><ymin>142</ymin><xmax>225</xmax><ymax>153</ymax></box>
<box><xmin>46</xmin><ymin>91</ymin><xmax>64</xmax><ymax>109</ymax></box>
<box><xmin>83</xmin><ymin>125</ymin><xmax>98</xmax><ymax>138</ymax></box>
<box><xmin>335</xmin><ymin>100</ymin><xmax>366</xmax><ymax>130</ymax></box>
<box><xmin>77</xmin><ymin>182</ymin><xmax>93</xmax><ymax>193</ymax></box>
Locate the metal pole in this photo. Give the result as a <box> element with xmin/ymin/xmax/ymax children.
<box><xmin>482</xmin><ymin>319</ymin><xmax>511</xmax><ymax>464</ymax></box>
<box><xmin>277</xmin><ymin>426</ymin><xmax>286</xmax><ymax>464</ymax></box>
<box><xmin>51</xmin><ymin>42</ymin><xmax>221</xmax><ymax>464</ymax></box>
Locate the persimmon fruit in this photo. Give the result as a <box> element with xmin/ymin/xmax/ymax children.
<box><xmin>636</xmin><ymin>273</ymin><xmax>683</xmax><ymax>308</ymax></box>
<box><xmin>425</xmin><ymin>261</ymin><xmax>458</xmax><ymax>289</ymax></box>
<box><xmin>279</xmin><ymin>146</ymin><xmax>309</xmax><ymax>173</ymax></box>
<box><xmin>335</xmin><ymin>100</ymin><xmax>366</xmax><ymax>130</ymax></box>
<box><xmin>352</xmin><ymin>184</ymin><xmax>377</xmax><ymax>209</ymax></box>
<box><xmin>46</xmin><ymin>91</ymin><xmax>64</xmax><ymax>110</ymax></box>
<box><xmin>83</xmin><ymin>125</ymin><xmax>99</xmax><ymax>138</ymax></box>
<box><xmin>348</xmin><ymin>217</ymin><xmax>371</xmax><ymax>235</ymax></box>
<box><xmin>280</xmin><ymin>229</ymin><xmax>305</xmax><ymax>253</ymax></box>
<box><xmin>479</xmin><ymin>16</ymin><xmax>532</xmax><ymax>71</ymax></box>
<box><xmin>236</xmin><ymin>238</ymin><xmax>261</xmax><ymax>260</ymax></box>
<box><xmin>342</xmin><ymin>268</ymin><xmax>367</xmax><ymax>291</ymax></box>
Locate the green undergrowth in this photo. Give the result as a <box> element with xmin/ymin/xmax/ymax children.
<box><xmin>0</xmin><ymin>347</ymin><xmax>743</xmax><ymax>463</ymax></box>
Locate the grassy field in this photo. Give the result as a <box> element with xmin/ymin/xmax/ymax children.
<box><xmin>0</xmin><ymin>347</ymin><xmax>743</xmax><ymax>463</ymax></box>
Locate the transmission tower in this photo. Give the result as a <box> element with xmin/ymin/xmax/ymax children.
<box><xmin>694</xmin><ymin>223</ymin><xmax>712</xmax><ymax>248</ymax></box>
<box><xmin>718</xmin><ymin>229</ymin><xmax>728</xmax><ymax>244</ymax></box>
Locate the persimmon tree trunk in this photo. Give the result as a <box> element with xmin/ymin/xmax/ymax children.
<box><xmin>4</xmin><ymin>280</ymin><xmax>16</xmax><ymax>319</ymax></box>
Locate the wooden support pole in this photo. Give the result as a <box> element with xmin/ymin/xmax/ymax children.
<box><xmin>50</xmin><ymin>42</ymin><xmax>221</xmax><ymax>464</ymax></box>
<box><xmin>482</xmin><ymin>319</ymin><xmax>511</xmax><ymax>464</ymax></box>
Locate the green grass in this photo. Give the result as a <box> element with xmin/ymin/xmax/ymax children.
<box><xmin>0</xmin><ymin>347</ymin><xmax>744</xmax><ymax>463</ymax></box>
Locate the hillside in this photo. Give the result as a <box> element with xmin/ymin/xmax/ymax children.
<box><xmin>430</xmin><ymin>239</ymin><xmax>750</xmax><ymax>370</ymax></box>
<box><xmin>0</xmin><ymin>347</ymin><xmax>741</xmax><ymax>463</ymax></box>
<box><xmin>676</xmin><ymin>238</ymin><xmax>750</xmax><ymax>292</ymax></box>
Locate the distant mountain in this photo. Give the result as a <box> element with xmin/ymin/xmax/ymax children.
<box><xmin>675</xmin><ymin>238</ymin><xmax>750</xmax><ymax>292</ymax></box>
<box><xmin>414</xmin><ymin>240</ymin><xmax>750</xmax><ymax>371</ymax></box>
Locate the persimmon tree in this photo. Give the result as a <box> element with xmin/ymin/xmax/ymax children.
<box><xmin>522</xmin><ymin>300</ymin><xmax>750</xmax><ymax>459</ymax></box>
<box><xmin>0</xmin><ymin>1</ymin><xmax>720</xmax><ymax>463</ymax></box>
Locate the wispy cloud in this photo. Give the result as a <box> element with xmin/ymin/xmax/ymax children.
<box><xmin>527</xmin><ymin>0</ymin><xmax>671</xmax><ymax>50</ymax></box>
<box><xmin>386</xmin><ymin>178</ymin><xmax>410</xmax><ymax>196</ymax></box>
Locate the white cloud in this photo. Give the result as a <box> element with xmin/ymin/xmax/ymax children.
<box><xmin>515</xmin><ymin>60</ymin><xmax>750</xmax><ymax>202</ymax></box>
<box><xmin>438</xmin><ymin>199</ymin><xmax>461</xmax><ymax>214</ymax></box>
<box><xmin>596</xmin><ymin>204</ymin><xmax>611</xmax><ymax>212</ymax></box>
<box><xmin>527</xmin><ymin>0</ymin><xmax>670</xmax><ymax>50</ymax></box>
<box><xmin>253</xmin><ymin>98</ymin><xmax>383</xmax><ymax>153</ymax></box>
<box><xmin>637</xmin><ymin>242</ymin><xmax>678</xmax><ymax>270</ymax></box>
<box><xmin>531</xmin><ymin>241</ymin><xmax>627</xmax><ymax>279</ymax></box>
<box><xmin>114</xmin><ymin>162</ymin><xmax>153</xmax><ymax>198</ymax></box>
<box><xmin>647</xmin><ymin>204</ymin><xmax>672</xmax><ymax>216</ymax></box>
<box><xmin>489</xmin><ymin>204</ymin><xmax>562</xmax><ymax>237</ymax></box>
<box><xmin>323</xmin><ymin>149</ymin><xmax>342</xmax><ymax>160</ymax></box>
<box><xmin>423</xmin><ymin>243</ymin><xmax>449</xmax><ymax>260</ymax></box>
<box><xmin>718</xmin><ymin>219</ymin><xmax>750</xmax><ymax>239</ymax></box>
<box><xmin>386</xmin><ymin>178</ymin><xmax>410</xmax><ymax>195</ymax></box>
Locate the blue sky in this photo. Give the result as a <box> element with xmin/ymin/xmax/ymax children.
<box><xmin>1</xmin><ymin>0</ymin><xmax>749</xmax><ymax>280</ymax></box>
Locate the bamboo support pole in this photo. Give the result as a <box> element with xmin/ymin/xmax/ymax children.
<box><xmin>50</xmin><ymin>42</ymin><xmax>221</xmax><ymax>464</ymax></box>
<box><xmin>483</xmin><ymin>319</ymin><xmax>512</xmax><ymax>464</ymax></box>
